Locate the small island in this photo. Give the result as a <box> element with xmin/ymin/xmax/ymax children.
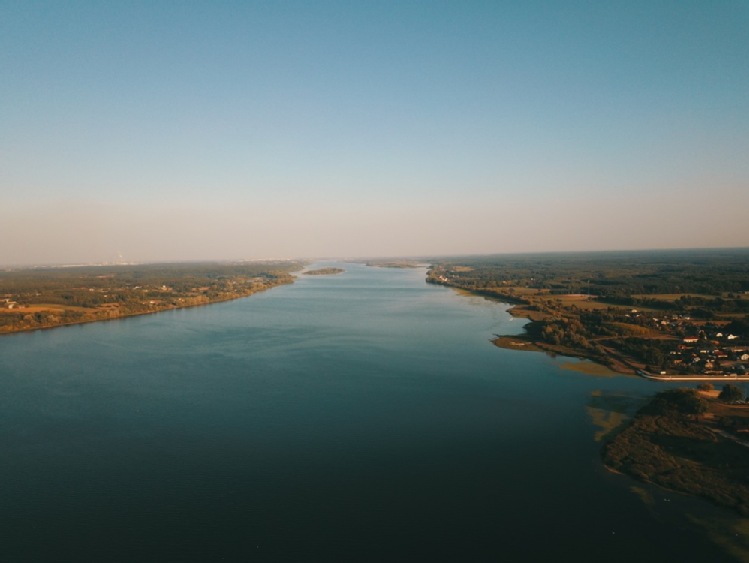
<box><xmin>303</xmin><ymin>268</ymin><xmax>345</xmax><ymax>276</ymax></box>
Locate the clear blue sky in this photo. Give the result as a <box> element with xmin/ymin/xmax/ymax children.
<box><xmin>2</xmin><ymin>1</ymin><xmax>748</xmax><ymax>264</ymax></box>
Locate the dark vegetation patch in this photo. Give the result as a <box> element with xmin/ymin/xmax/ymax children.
<box><xmin>602</xmin><ymin>388</ymin><xmax>749</xmax><ymax>516</ymax></box>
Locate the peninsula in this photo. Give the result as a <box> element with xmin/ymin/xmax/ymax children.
<box><xmin>428</xmin><ymin>249</ymin><xmax>749</xmax><ymax>380</ymax></box>
<box><xmin>603</xmin><ymin>385</ymin><xmax>749</xmax><ymax>516</ymax></box>
<box><xmin>0</xmin><ymin>261</ymin><xmax>304</xmax><ymax>335</ymax></box>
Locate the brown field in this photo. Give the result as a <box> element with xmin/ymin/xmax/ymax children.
<box><xmin>646</xmin><ymin>292</ymin><xmax>748</xmax><ymax>301</ymax></box>
<box><xmin>548</xmin><ymin>294</ymin><xmax>656</xmax><ymax>313</ymax></box>
<box><xmin>485</xmin><ymin>286</ymin><xmax>543</xmax><ymax>298</ymax></box>
<box><xmin>507</xmin><ymin>304</ymin><xmax>549</xmax><ymax>322</ymax></box>
<box><xmin>3</xmin><ymin>304</ymin><xmax>95</xmax><ymax>314</ymax></box>
<box><xmin>554</xmin><ymin>297</ymin><xmax>613</xmax><ymax>311</ymax></box>
<box><xmin>631</xmin><ymin>293</ymin><xmax>715</xmax><ymax>301</ymax></box>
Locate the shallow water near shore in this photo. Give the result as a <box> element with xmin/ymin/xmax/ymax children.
<box><xmin>0</xmin><ymin>262</ymin><xmax>745</xmax><ymax>561</ymax></box>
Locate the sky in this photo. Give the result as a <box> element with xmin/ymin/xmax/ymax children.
<box><xmin>2</xmin><ymin>1</ymin><xmax>748</xmax><ymax>265</ymax></box>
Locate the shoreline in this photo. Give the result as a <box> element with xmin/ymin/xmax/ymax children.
<box><xmin>454</xmin><ymin>286</ymin><xmax>749</xmax><ymax>383</ymax></box>
<box><xmin>0</xmin><ymin>280</ymin><xmax>293</xmax><ymax>337</ymax></box>
<box><xmin>477</xmin><ymin>293</ymin><xmax>638</xmax><ymax>376</ymax></box>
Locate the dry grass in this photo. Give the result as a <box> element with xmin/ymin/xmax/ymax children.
<box><xmin>556</xmin><ymin>299</ymin><xmax>614</xmax><ymax>311</ymax></box>
<box><xmin>508</xmin><ymin>287</ymin><xmax>541</xmax><ymax>296</ymax></box>
<box><xmin>508</xmin><ymin>304</ymin><xmax>550</xmax><ymax>322</ymax></box>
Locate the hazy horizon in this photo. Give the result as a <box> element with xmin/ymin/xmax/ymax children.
<box><xmin>3</xmin><ymin>2</ymin><xmax>748</xmax><ymax>265</ymax></box>
<box><xmin>4</xmin><ymin>245</ymin><xmax>749</xmax><ymax>271</ymax></box>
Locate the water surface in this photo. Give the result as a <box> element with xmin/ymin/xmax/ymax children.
<box><xmin>0</xmin><ymin>263</ymin><xmax>744</xmax><ymax>561</ymax></box>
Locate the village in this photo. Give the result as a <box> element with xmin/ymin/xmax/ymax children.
<box><xmin>643</xmin><ymin>316</ymin><xmax>747</xmax><ymax>376</ymax></box>
<box><xmin>426</xmin><ymin>252</ymin><xmax>749</xmax><ymax>380</ymax></box>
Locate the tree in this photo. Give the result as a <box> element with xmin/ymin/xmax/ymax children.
<box><xmin>697</xmin><ymin>382</ymin><xmax>714</xmax><ymax>392</ymax></box>
<box><xmin>642</xmin><ymin>389</ymin><xmax>708</xmax><ymax>419</ymax></box>
<box><xmin>718</xmin><ymin>384</ymin><xmax>744</xmax><ymax>404</ymax></box>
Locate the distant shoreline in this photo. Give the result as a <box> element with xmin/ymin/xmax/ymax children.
<box><xmin>0</xmin><ymin>282</ymin><xmax>292</xmax><ymax>337</ymax></box>
<box><xmin>0</xmin><ymin>262</ymin><xmax>303</xmax><ymax>337</ymax></box>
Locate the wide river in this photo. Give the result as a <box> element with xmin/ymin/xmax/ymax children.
<box><xmin>0</xmin><ymin>263</ymin><xmax>746</xmax><ymax>561</ymax></box>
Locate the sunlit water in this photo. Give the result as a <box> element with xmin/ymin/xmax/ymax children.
<box><xmin>0</xmin><ymin>263</ymin><xmax>744</xmax><ymax>561</ymax></box>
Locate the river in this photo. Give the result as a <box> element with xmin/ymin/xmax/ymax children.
<box><xmin>0</xmin><ymin>262</ymin><xmax>745</xmax><ymax>561</ymax></box>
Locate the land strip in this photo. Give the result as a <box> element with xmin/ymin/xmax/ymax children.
<box><xmin>0</xmin><ymin>261</ymin><xmax>304</xmax><ymax>335</ymax></box>
<box><xmin>427</xmin><ymin>249</ymin><xmax>749</xmax><ymax>381</ymax></box>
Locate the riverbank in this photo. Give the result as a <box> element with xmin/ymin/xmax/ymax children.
<box><xmin>0</xmin><ymin>261</ymin><xmax>303</xmax><ymax>336</ymax></box>
<box><xmin>427</xmin><ymin>255</ymin><xmax>749</xmax><ymax>381</ymax></box>
<box><xmin>493</xmin><ymin>304</ymin><xmax>749</xmax><ymax>382</ymax></box>
<box><xmin>481</xmin><ymin>298</ymin><xmax>638</xmax><ymax>375</ymax></box>
<box><xmin>602</xmin><ymin>389</ymin><xmax>749</xmax><ymax>517</ymax></box>
<box><xmin>0</xmin><ymin>279</ymin><xmax>294</xmax><ymax>337</ymax></box>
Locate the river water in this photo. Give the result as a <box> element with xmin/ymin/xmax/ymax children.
<box><xmin>0</xmin><ymin>262</ymin><xmax>745</xmax><ymax>561</ymax></box>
